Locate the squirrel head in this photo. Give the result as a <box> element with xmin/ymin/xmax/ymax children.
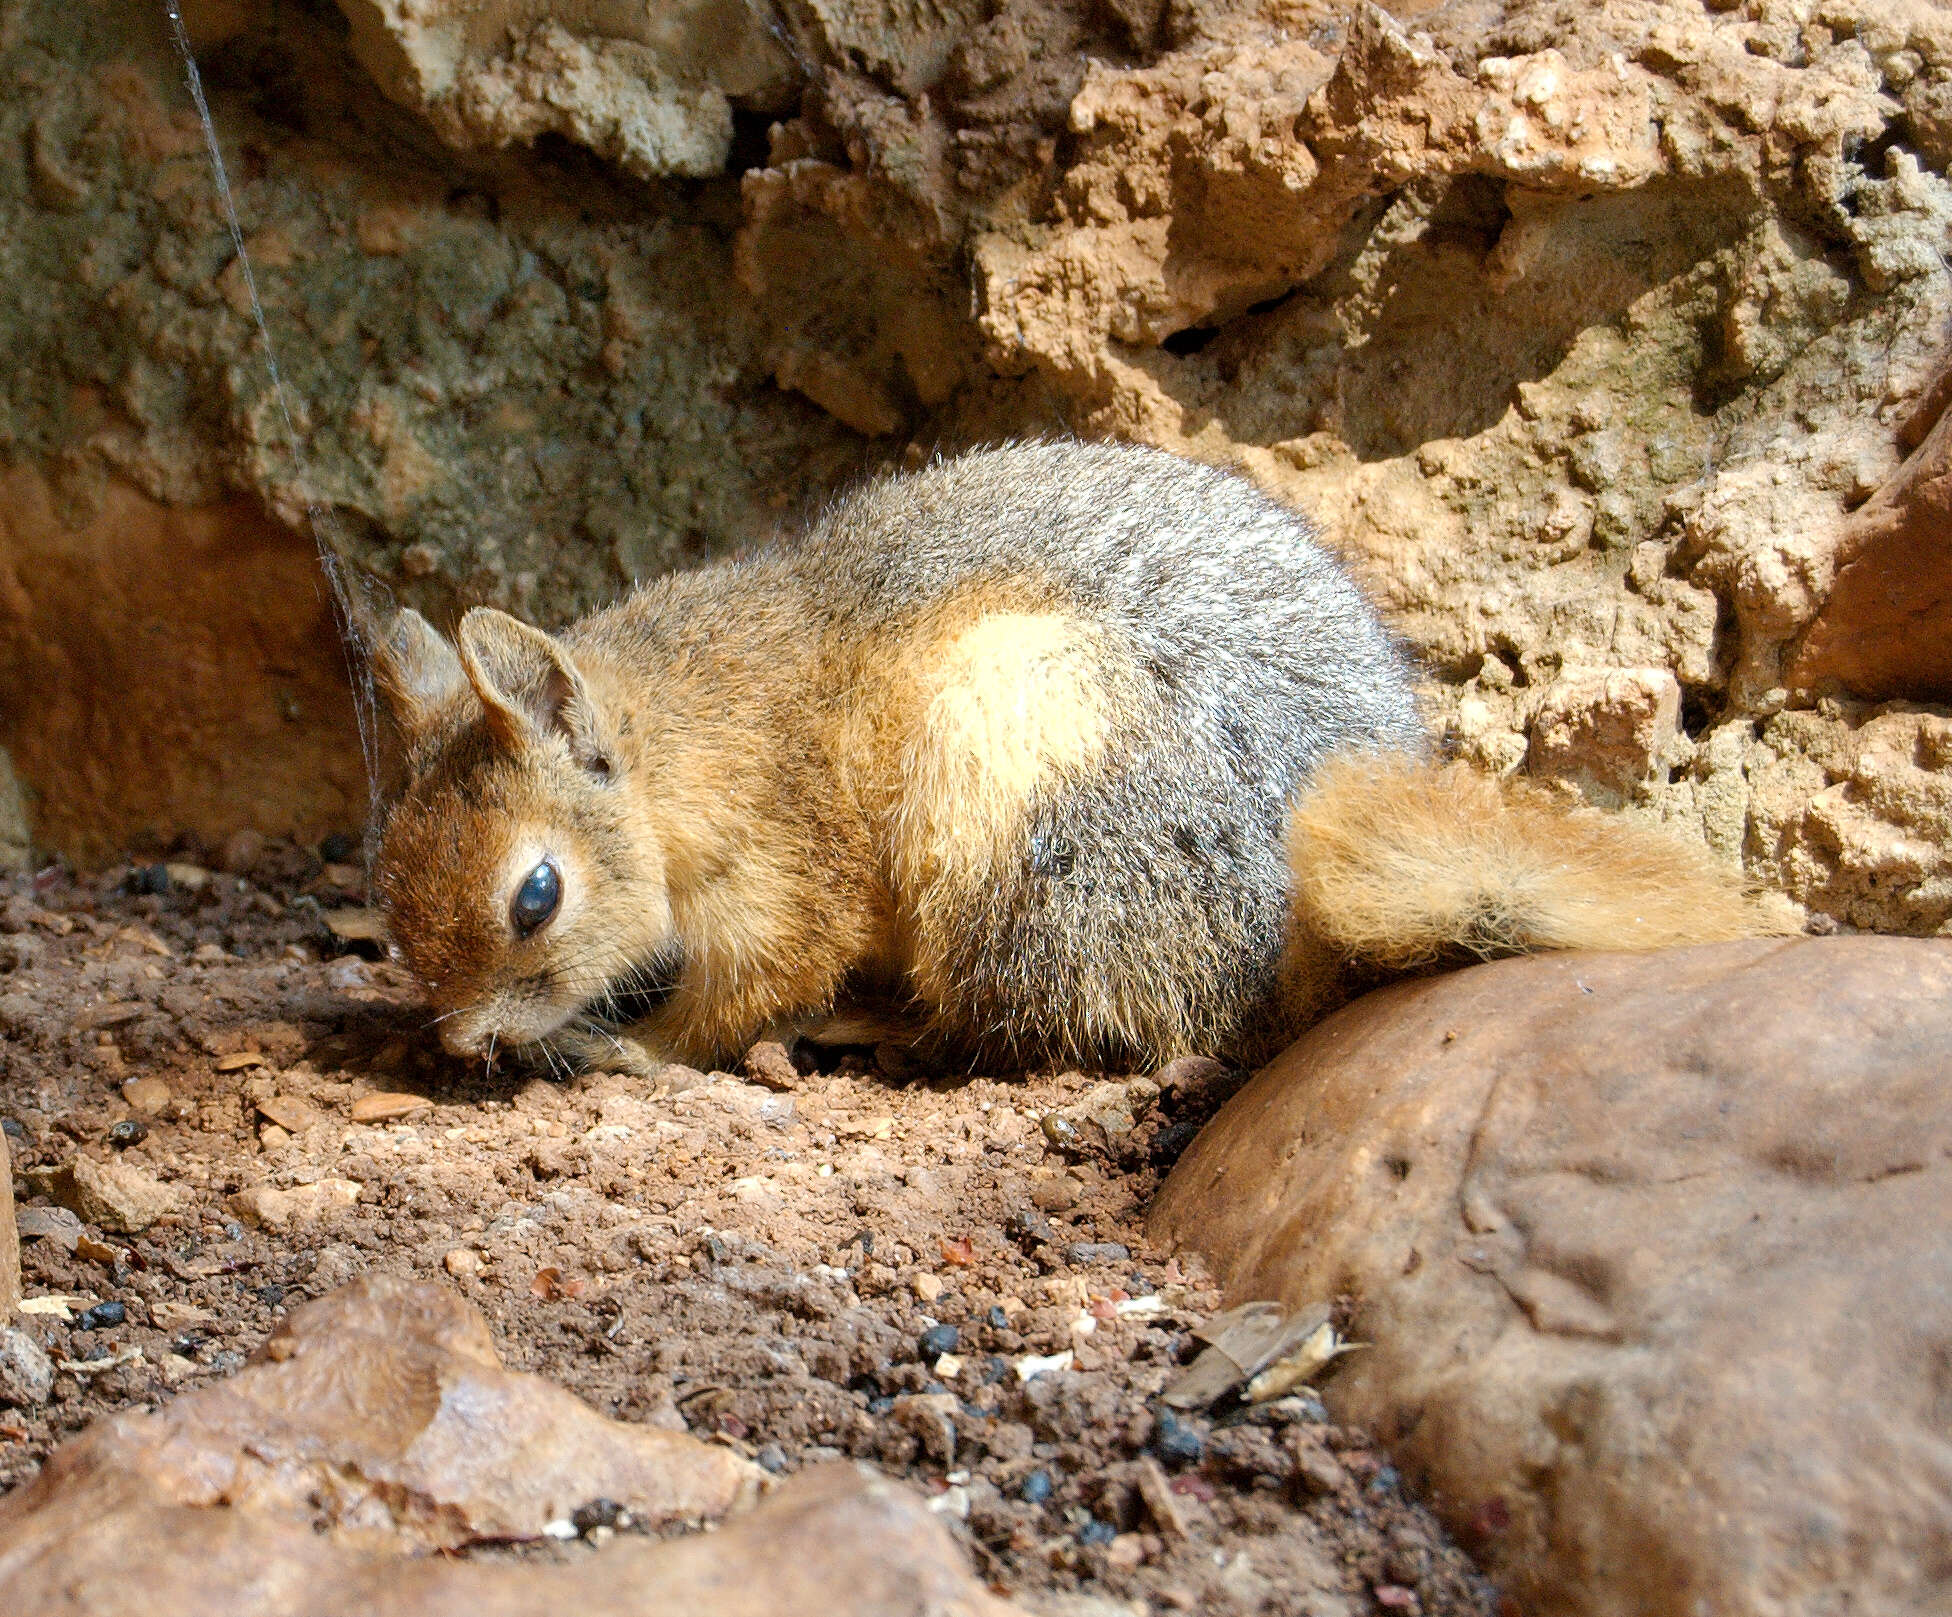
<box><xmin>368</xmin><ymin>606</ymin><xmax>675</xmax><ymax>1062</ymax></box>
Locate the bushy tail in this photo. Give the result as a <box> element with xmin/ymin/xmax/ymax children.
<box><xmin>1287</xmin><ymin>753</ymin><xmax>1787</xmax><ymax>970</ymax></box>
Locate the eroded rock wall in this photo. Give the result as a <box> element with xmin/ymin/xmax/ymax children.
<box><xmin>1</xmin><ymin>0</ymin><xmax>1947</xmax><ymax>932</ymax></box>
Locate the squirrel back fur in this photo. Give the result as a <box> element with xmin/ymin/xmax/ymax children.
<box><xmin>370</xmin><ymin>442</ymin><xmax>1779</xmax><ymax>1074</ymax></box>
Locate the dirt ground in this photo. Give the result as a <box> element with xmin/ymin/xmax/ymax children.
<box><xmin>0</xmin><ymin>847</ymin><xmax>1498</xmax><ymax>1617</ymax></box>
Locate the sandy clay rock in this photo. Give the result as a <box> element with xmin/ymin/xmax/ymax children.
<box><xmin>27</xmin><ymin>1153</ymin><xmax>183</xmax><ymax>1235</ymax></box>
<box><xmin>1788</xmin><ymin>357</ymin><xmax>1952</xmax><ymax>703</ymax></box>
<box><xmin>1153</xmin><ymin>937</ymin><xmax>1952</xmax><ymax>1615</ymax></box>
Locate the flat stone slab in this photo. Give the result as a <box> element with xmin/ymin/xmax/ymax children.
<box><xmin>0</xmin><ymin>1272</ymin><xmax>1023</xmax><ymax>1616</ymax></box>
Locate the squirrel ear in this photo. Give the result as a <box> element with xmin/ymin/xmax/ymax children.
<box><xmin>371</xmin><ymin>609</ymin><xmax>466</xmax><ymax>752</ymax></box>
<box><xmin>455</xmin><ymin>607</ymin><xmax>606</xmax><ymax>765</ymax></box>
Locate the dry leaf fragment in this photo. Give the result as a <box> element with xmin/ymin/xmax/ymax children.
<box><xmin>1244</xmin><ymin>1320</ymin><xmax>1363</xmax><ymax>1402</ymax></box>
<box><xmin>1162</xmin><ymin>1301</ymin><xmax>1336</xmax><ymax>1410</ymax></box>
<box><xmin>940</xmin><ymin>1235</ymin><xmax>974</xmax><ymax>1266</ymax></box>
<box><xmin>19</xmin><ymin>1294</ymin><xmax>89</xmax><ymax>1319</ymax></box>
<box><xmin>531</xmin><ymin>1267</ymin><xmax>586</xmax><ymax>1301</ymax></box>
<box><xmin>215</xmin><ymin>1051</ymin><xmax>266</xmax><ymax>1072</ymax></box>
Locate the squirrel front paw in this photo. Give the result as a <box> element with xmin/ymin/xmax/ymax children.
<box><xmin>527</xmin><ymin>1027</ymin><xmax>672</xmax><ymax>1083</ymax></box>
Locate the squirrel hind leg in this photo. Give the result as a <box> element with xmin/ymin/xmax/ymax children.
<box><xmin>1285</xmin><ymin>752</ymin><xmax>1790</xmax><ymax>971</ymax></box>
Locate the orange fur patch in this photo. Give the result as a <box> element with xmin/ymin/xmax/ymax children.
<box><xmin>892</xmin><ymin>609</ymin><xmax>1110</xmax><ymax>886</ymax></box>
<box><xmin>1287</xmin><ymin>754</ymin><xmax>1787</xmax><ymax>968</ymax></box>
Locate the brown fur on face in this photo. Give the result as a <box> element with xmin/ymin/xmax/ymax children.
<box><xmin>373</xmin><ymin>588</ymin><xmax>892</xmax><ymax>1072</ymax></box>
<box><xmin>376</xmin><ymin>717</ymin><xmax>677</xmax><ymax>1065</ymax></box>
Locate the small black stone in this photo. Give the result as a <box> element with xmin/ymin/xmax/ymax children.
<box><xmin>1019</xmin><ymin>1469</ymin><xmax>1054</xmax><ymax>1505</ymax></box>
<box><xmin>1</xmin><ymin>1117</ymin><xmax>24</xmax><ymax>1140</ymax></box>
<box><xmin>320</xmin><ymin>832</ymin><xmax>359</xmax><ymax>863</ymax></box>
<box><xmin>981</xmin><ymin>1355</ymin><xmax>1010</xmax><ymax>1385</ymax></box>
<box><xmin>1368</xmin><ymin>1464</ymin><xmax>1401</xmax><ymax>1495</ymax></box>
<box><xmin>107</xmin><ymin>1119</ymin><xmax>148</xmax><ymax>1149</ymax></box>
<box><xmin>1008</xmin><ymin>1208</ymin><xmax>1054</xmax><ymax>1246</ymax></box>
<box><xmin>571</xmin><ymin>1497</ymin><xmax>625</xmax><ymax>1534</ymax></box>
<box><xmin>256</xmin><ymin>1284</ymin><xmax>286</xmax><ymax>1308</ymax></box>
<box><xmin>79</xmin><ymin>1300</ymin><xmax>126</xmax><ymax>1331</ymax></box>
<box><xmin>755</xmin><ymin>1444</ymin><xmax>789</xmax><ymax>1475</ymax></box>
<box><xmin>918</xmin><ymin>1323</ymin><xmax>960</xmax><ymax>1359</ymax></box>
<box><xmin>985</xmin><ymin>1305</ymin><xmax>1010</xmax><ymax>1330</ymax></box>
<box><xmin>867</xmin><ymin>1395</ymin><xmax>896</xmax><ymax>1416</ymax></box>
<box><xmin>130</xmin><ymin>863</ymin><xmax>171</xmax><ymax>896</ymax></box>
<box><xmin>1149</xmin><ymin>1118</ymin><xmax>1205</xmax><ymax>1164</ymax></box>
<box><xmin>1151</xmin><ymin>1408</ymin><xmax>1205</xmax><ymax>1466</ymax></box>
<box><xmin>1064</xmin><ymin>1241</ymin><xmax>1131</xmax><ymax>1266</ymax></box>
<box><xmin>1078</xmin><ymin>1517</ymin><xmax>1117</xmax><ymax>1546</ymax></box>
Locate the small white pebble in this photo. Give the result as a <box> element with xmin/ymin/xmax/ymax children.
<box><xmin>1015</xmin><ymin>1350</ymin><xmax>1075</xmax><ymax>1382</ymax></box>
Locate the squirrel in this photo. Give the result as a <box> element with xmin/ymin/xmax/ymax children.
<box><xmin>369</xmin><ymin>441</ymin><xmax>1776</xmax><ymax>1077</ymax></box>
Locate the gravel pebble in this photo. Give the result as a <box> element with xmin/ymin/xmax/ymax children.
<box><xmin>1152</xmin><ymin>1408</ymin><xmax>1205</xmax><ymax>1466</ymax></box>
<box><xmin>0</xmin><ymin>1327</ymin><xmax>53</xmax><ymax>1407</ymax></box>
<box><xmin>1065</xmin><ymin>1241</ymin><xmax>1131</xmax><ymax>1266</ymax></box>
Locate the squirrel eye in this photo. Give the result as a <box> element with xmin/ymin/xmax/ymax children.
<box><xmin>510</xmin><ymin>859</ymin><xmax>562</xmax><ymax>936</ymax></box>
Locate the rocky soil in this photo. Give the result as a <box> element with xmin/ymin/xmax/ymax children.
<box><xmin>0</xmin><ymin>852</ymin><xmax>1496</xmax><ymax>1616</ymax></box>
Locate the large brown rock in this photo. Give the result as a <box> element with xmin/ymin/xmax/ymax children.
<box><xmin>0</xmin><ymin>1273</ymin><xmax>758</xmax><ymax>1561</ymax></box>
<box><xmin>1152</xmin><ymin>937</ymin><xmax>1952</xmax><ymax>1616</ymax></box>
<box><xmin>0</xmin><ymin>465</ymin><xmax>367</xmax><ymax>865</ymax></box>
<box><xmin>0</xmin><ymin>1451</ymin><xmax>1012</xmax><ymax>1617</ymax></box>
<box><xmin>0</xmin><ymin>1273</ymin><xmax>1023</xmax><ymax>1616</ymax></box>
